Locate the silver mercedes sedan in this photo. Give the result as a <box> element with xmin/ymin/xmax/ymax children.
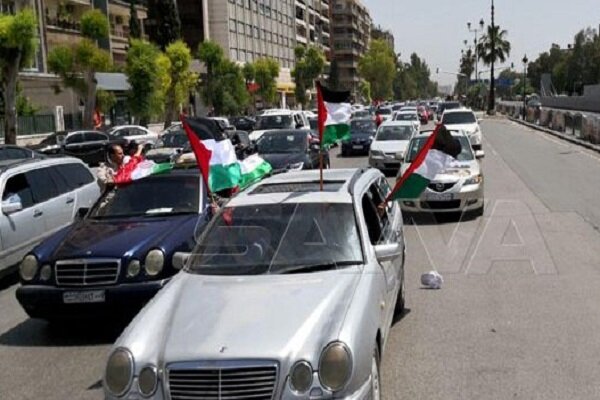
<box><xmin>103</xmin><ymin>168</ymin><xmax>406</xmax><ymax>400</ymax></box>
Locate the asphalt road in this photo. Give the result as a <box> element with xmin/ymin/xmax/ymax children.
<box><xmin>1</xmin><ymin>118</ymin><xmax>600</xmax><ymax>399</ymax></box>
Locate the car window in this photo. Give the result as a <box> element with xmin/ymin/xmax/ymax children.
<box><xmin>362</xmin><ymin>192</ymin><xmax>383</xmax><ymax>245</ymax></box>
<box><xmin>46</xmin><ymin>166</ymin><xmax>72</xmax><ymax>196</ymax></box>
<box><xmin>258</xmin><ymin>133</ymin><xmax>307</xmax><ymax>154</ymax></box>
<box><xmin>66</xmin><ymin>133</ymin><xmax>84</xmax><ymax>145</ymax></box>
<box><xmin>256</xmin><ymin>115</ymin><xmax>293</xmax><ymax>130</ymax></box>
<box><xmin>395</xmin><ymin>113</ymin><xmax>418</xmax><ymax>121</ymax></box>
<box><xmin>55</xmin><ymin>163</ymin><xmax>95</xmax><ymax>190</ymax></box>
<box><xmin>85</xmin><ymin>132</ymin><xmax>108</xmax><ymax>142</ymax></box>
<box><xmin>2</xmin><ymin>173</ymin><xmax>34</xmax><ymax>209</ymax></box>
<box><xmin>376</xmin><ymin>125</ymin><xmax>414</xmax><ymax>141</ymax></box>
<box><xmin>442</xmin><ymin>112</ymin><xmax>476</xmax><ymax>124</ymax></box>
<box><xmin>350</xmin><ymin>120</ymin><xmax>376</xmax><ymax>134</ymax></box>
<box><xmin>188</xmin><ymin>203</ymin><xmax>363</xmax><ymax>275</ymax></box>
<box><xmin>25</xmin><ymin>168</ymin><xmax>60</xmax><ymax>204</ymax></box>
<box><xmin>0</xmin><ymin>148</ymin><xmax>31</xmax><ymax>160</ymax></box>
<box><xmin>134</xmin><ymin>128</ymin><xmax>147</xmax><ymax>136</ymax></box>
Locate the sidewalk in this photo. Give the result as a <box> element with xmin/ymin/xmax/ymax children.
<box><xmin>507</xmin><ymin>116</ymin><xmax>600</xmax><ymax>154</ymax></box>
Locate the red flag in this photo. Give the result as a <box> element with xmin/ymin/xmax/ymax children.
<box><xmin>180</xmin><ymin>115</ymin><xmax>213</xmax><ymax>191</ymax></box>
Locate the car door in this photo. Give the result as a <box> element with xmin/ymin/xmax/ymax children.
<box><xmin>55</xmin><ymin>162</ymin><xmax>99</xmax><ymax>211</ymax></box>
<box><xmin>0</xmin><ymin>172</ymin><xmax>45</xmax><ymax>269</ymax></box>
<box><xmin>84</xmin><ymin>132</ymin><xmax>110</xmax><ymax>165</ymax></box>
<box><xmin>25</xmin><ymin>167</ymin><xmax>70</xmax><ymax>234</ymax></box>
<box><xmin>63</xmin><ymin>132</ymin><xmax>86</xmax><ymax>159</ymax></box>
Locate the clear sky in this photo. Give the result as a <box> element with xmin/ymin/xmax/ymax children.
<box><xmin>361</xmin><ymin>0</ymin><xmax>600</xmax><ymax>89</ymax></box>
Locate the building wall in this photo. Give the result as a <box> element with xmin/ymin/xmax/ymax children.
<box><xmin>295</xmin><ymin>0</ymin><xmax>331</xmax><ymax>59</ymax></box>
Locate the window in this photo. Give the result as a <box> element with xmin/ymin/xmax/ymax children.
<box><xmin>65</xmin><ymin>133</ymin><xmax>85</xmax><ymax>145</ymax></box>
<box><xmin>0</xmin><ymin>147</ymin><xmax>32</xmax><ymax>161</ymax></box>
<box><xmin>47</xmin><ymin>166</ymin><xmax>72</xmax><ymax>196</ymax></box>
<box><xmin>55</xmin><ymin>163</ymin><xmax>94</xmax><ymax>190</ymax></box>
<box><xmin>85</xmin><ymin>132</ymin><xmax>108</xmax><ymax>142</ymax></box>
<box><xmin>26</xmin><ymin>168</ymin><xmax>60</xmax><ymax>204</ymax></box>
<box><xmin>361</xmin><ymin>182</ymin><xmax>390</xmax><ymax>245</ymax></box>
<box><xmin>2</xmin><ymin>173</ymin><xmax>34</xmax><ymax>209</ymax></box>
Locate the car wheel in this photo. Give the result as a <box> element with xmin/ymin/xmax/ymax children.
<box><xmin>371</xmin><ymin>345</ymin><xmax>382</xmax><ymax>400</ymax></box>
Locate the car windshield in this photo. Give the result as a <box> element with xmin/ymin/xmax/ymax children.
<box><xmin>162</xmin><ymin>133</ymin><xmax>189</xmax><ymax>148</ymax></box>
<box><xmin>442</xmin><ymin>112</ymin><xmax>477</xmax><ymax>124</ymax></box>
<box><xmin>187</xmin><ymin>203</ymin><xmax>363</xmax><ymax>275</ymax></box>
<box><xmin>258</xmin><ymin>133</ymin><xmax>306</xmax><ymax>153</ymax></box>
<box><xmin>395</xmin><ymin>113</ymin><xmax>418</xmax><ymax>121</ymax></box>
<box><xmin>90</xmin><ymin>176</ymin><xmax>199</xmax><ymax>218</ymax></box>
<box><xmin>351</xmin><ymin>120</ymin><xmax>376</xmax><ymax>134</ymax></box>
<box><xmin>376</xmin><ymin>125</ymin><xmax>414</xmax><ymax>141</ymax></box>
<box><xmin>256</xmin><ymin>115</ymin><xmax>293</xmax><ymax>129</ymax></box>
<box><xmin>405</xmin><ymin>136</ymin><xmax>473</xmax><ymax>162</ymax></box>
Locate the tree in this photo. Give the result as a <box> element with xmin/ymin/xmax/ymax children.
<box><xmin>0</xmin><ymin>8</ymin><xmax>38</xmax><ymax>144</ymax></box>
<box><xmin>147</xmin><ymin>0</ymin><xmax>181</xmax><ymax>50</ymax></box>
<box><xmin>129</xmin><ymin>0</ymin><xmax>141</xmax><ymax>40</ymax></box>
<box><xmin>358</xmin><ymin>39</ymin><xmax>396</xmax><ymax>100</ymax></box>
<box><xmin>161</xmin><ymin>40</ymin><xmax>197</xmax><ymax>128</ymax></box>
<box><xmin>327</xmin><ymin>58</ymin><xmax>340</xmax><ymax>90</ymax></box>
<box><xmin>292</xmin><ymin>46</ymin><xmax>325</xmax><ymax>108</ymax></box>
<box><xmin>48</xmin><ymin>9</ymin><xmax>112</xmax><ymax>129</ymax></box>
<box><xmin>358</xmin><ymin>80</ymin><xmax>371</xmax><ymax>104</ymax></box>
<box><xmin>477</xmin><ymin>24</ymin><xmax>511</xmax><ymax>113</ymax></box>
<box><xmin>253</xmin><ymin>58</ymin><xmax>280</xmax><ymax>107</ymax></box>
<box><xmin>125</xmin><ymin>39</ymin><xmax>164</xmax><ymax>125</ymax></box>
<box><xmin>96</xmin><ymin>89</ymin><xmax>117</xmax><ymax>114</ymax></box>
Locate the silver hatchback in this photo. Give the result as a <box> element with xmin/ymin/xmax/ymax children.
<box><xmin>103</xmin><ymin>168</ymin><xmax>406</xmax><ymax>400</ymax></box>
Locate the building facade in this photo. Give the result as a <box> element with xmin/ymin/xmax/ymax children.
<box><xmin>294</xmin><ymin>0</ymin><xmax>331</xmax><ymax>59</ymax></box>
<box><xmin>330</xmin><ymin>0</ymin><xmax>371</xmax><ymax>99</ymax></box>
<box><xmin>371</xmin><ymin>24</ymin><xmax>393</xmax><ymax>50</ymax></box>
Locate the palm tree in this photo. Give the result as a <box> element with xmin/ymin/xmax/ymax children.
<box><xmin>477</xmin><ymin>24</ymin><xmax>511</xmax><ymax>113</ymax></box>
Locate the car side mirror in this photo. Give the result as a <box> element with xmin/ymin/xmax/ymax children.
<box><xmin>2</xmin><ymin>197</ymin><xmax>23</xmax><ymax>215</ymax></box>
<box><xmin>173</xmin><ymin>252</ymin><xmax>191</xmax><ymax>270</ymax></box>
<box><xmin>76</xmin><ymin>207</ymin><xmax>89</xmax><ymax>220</ymax></box>
<box><xmin>374</xmin><ymin>243</ymin><xmax>402</xmax><ymax>263</ymax></box>
<box><xmin>475</xmin><ymin>150</ymin><xmax>485</xmax><ymax>159</ymax></box>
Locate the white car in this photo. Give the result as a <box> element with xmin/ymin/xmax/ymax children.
<box><xmin>398</xmin><ymin>129</ymin><xmax>485</xmax><ymax>216</ymax></box>
<box><xmin>250</xmin><ymin>110</ymin><xmax>310</xmax><ymax>142</ymax></box>
<box><xmin>369</xmin><ymin>121</ymin><xmax>418</xmax><ymax>173</ymax></box>
<box><xmin>108</xmin><ymin>125</ymin><xmax>160</xmax><ymax>149</ymax></box>
<box><xmin>440</xmin><ymin>108</ymin><xmax>483</xmax><ymax>150</ymax></box>
<box><xmin>393</xmin><ymin>111</ymin><xmax>420</xmax><ymax>131</ymax></box>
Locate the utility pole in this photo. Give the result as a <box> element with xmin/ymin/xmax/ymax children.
<box><xmin>522</xmin><ymin>55</ymin><xmax>528</xmax><ymax>120</ymax></box>
<box><xmin>488</xmin><ymin>0</ymin><xmax>496</xmax><ymax>115</ymax></box>
<box><xmin>467</xmin><ymin>19</ymin><xmax>484</xmax><ymax>84</ymax></box>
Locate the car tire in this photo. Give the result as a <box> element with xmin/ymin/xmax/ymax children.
<box><xmin>371</xmin><ymin>345</ymin><xmax>382</xmax><ymax>400</ymax></box>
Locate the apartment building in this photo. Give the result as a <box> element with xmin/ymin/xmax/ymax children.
<box><xmin>294</xmin><ymin>0</ymin><xmax>331</xmax><ymax>59</ymax></box>
<box><xmin>371</xmin><ymin>24</ymin><xmax>394</xmax><ymax>50</ymax></box>
<box><xmin>330</xmin><ymin>0</ymin><xmax>371</xmax><ymax>98</ymax></box>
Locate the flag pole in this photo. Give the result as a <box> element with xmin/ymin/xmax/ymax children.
<box><xmin>319</xmin><ymin>151</ymin><xmax>324</xmax><ymax>191</ymax></box>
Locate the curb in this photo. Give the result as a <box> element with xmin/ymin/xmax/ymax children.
<box><xmin>507</xmin><ymin>117</ymin><xmax>600</xmax><ymax>153</ymax></box>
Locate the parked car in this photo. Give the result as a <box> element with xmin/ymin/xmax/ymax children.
<box><xmin>440</xmin><ymin>108</ymin><xmax>483</xmax><ymax>150</ymax></box>
<box><xmin>16</xmin><ymin>168</ymin><xmax>211</xmax><ymax>320</ymax></box>
<box><xmin>229</xmin><ymin>116</ymin><xmax>256</xmax><ymax>131</ymax></box>
<box><xmin>103</xmin><ymin>168</ymin><xmax>405</xmax><ymax>400</ymax></box>
<box><xmin>145</xmin><ymin>131</ymin><xmax>190</xmax><ymax>164</ymax></box>
<box><xmin>251</xmin><ymin>110</ymin><xmax>311</xmax><ymax>142</ymax></box>
<box><xmin>0</xmin><ymin>157</ymin><xmax>100</xmax><ymax>276</ymax></box>
<box><xmin>398</xmin><ymin>129</ymin><xmax>485</xmax><ymax>216</ymax></box>
<box><xmin>108</xmin><ymin>125</ymin><xmax>160</xmax><ymax>149</ymax></box>
<box><xmin>369</xmin><ymin>121</ymin><xmax>418</xmax><ymax>173</ymax></box>
<box><xmin>36</xmin><ymin>130</ymin><xmax>127</xmax><ymax>166</ymax></box>
<box><xmin>256</xmin><ymin>129</ymin><xmax>330</xmax><ymax>170</ymax></box>
<box><xmin>0</xmin><ymin>145</ymin><xmax>44</xmax><ymax>161</ymax></box>
<box><xmin>341</xmin><ymin>118</ymin><xmax>377</xmax><ymax>156</ymax></box>
<box><xmin>28</xmin><ymin>132</ymin><xmax>66</xmax><ymax>155</ymax></box>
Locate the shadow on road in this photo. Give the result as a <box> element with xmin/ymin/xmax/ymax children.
<box><xmin>0</xmin><ymin>318</ymin><xmax>128</xmax><ymax>347</ymax></box>
<box><xmin>0</xmin><ymin>273</ymin><xmax>18</xmax><ymax>292</ymax></box>
<box><xmin>403</xmin><ymin>211</ymin><xmax>480</xmax><ymax>226</ymax></box>
<box><xmin>392</xmin><ymin>308</ymin><xmax>411</xmax><ymax>326</ymax></box>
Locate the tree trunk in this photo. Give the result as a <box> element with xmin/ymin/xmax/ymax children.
<box><xmin>163</xmin><ymin>87</ymin><xmax>177</xmax><ymax>129</ymax></box>
<box><xmin>4</xmin><ymin>54</ymin><xmax>22</xmax><ymax>145</ymax></box>
<box><xmin>83</xmin><ymin>70</ymin><xmax>97</xmax><ymax>129</ymax></box>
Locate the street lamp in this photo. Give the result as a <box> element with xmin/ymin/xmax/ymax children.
<box><xmin>522</xmin><ymin>54</ymin><xmax>528</xmax><ymax>120</ymax></box>
<box><xmin>467</xmin><ymin>18</ymin><xmax>484</xmax><ymax>83</ymax></box>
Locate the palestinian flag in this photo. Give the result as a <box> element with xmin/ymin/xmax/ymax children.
<box><xmin>239</xmin><ymin>154</ymin><xmax>273</xmax><ymax>190</ymax></box>
<box><xmin>386</xmin><ymin>124</ymin><xmax>462</xmax><ymax>201</ymax></box>
<box><xmin>114</xmin><ymin>157</ymin><xmax>172</xmax><ymax>185</ymax></box>
<box><xmin>181</xmin><ymin>116</ymin><xmax>242</xmax><ymax>193</ymax></box>
<box><xmin>317</xmin><ymin>81</ymin><xmax>351</xmax><ymax>147</ymax></box>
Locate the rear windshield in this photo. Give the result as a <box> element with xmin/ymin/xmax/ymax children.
<box><xmin>376</xmin><ymin>125</ymin><xmax>414</xmax><ymax>141</ymax></box>
<box><xmin>442</xmin><ymin>112</ymin><xmax>477</xmax><ymax>125</ymax></box>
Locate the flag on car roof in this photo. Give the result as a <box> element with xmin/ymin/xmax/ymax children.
<box><xmin>239</xmin><ymin>154</ymin><xmax>273</xmax><ymax>190</ymax></box>
<box><xmin>316</xmin><ymin>81</ymin><xmax>351</xmax><ymax>147</ymax></box>
<box><xmin>114</xmin><ymin>158</ymin><xmax>172</xmax><ymax>185</ymax></box>
<box><xmin>180</xmin><ymin>116</ymin><xmax>242</xmax><ymax>193</ymax></box>
<box><xmin>385</xmin><ymin>124</ymin><xmax>462</xmax><ymax>202</ymax></box>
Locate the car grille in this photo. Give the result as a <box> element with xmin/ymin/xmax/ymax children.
<box><xmin>55</xmin><ymin>259</ymin><xmax>120</xmax><ymax>287</ymax></box>
<box><xmin>428</xmin><ymin>182</ymin><xmax>456</xmax><ymax>192</ymax></box>
<box><xmin>422</xmin><ymin>200</ymin><xmax>462</xmax><ymax>210</ymax></box>
<box><xmin>167</xmin><ymin>362</ymin><xmax>278</xmax><ymax>400</ymax></box>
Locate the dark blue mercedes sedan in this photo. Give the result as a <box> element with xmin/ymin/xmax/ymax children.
<box><xmin>16</xmin><ymin>169</ymin><xmax>210</xmax><ymax>321</ymax></box>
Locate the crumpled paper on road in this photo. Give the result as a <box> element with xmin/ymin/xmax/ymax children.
<box><xmin>421</xmin><ymin>271</ymin><xmax>443</xmax><ymax>289</ymax></box>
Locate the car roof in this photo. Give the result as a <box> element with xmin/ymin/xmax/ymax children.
<box><xmin>380</xmin><ymin>120</ymin><xmax>417</xmax><ymax>127</ymax></box>
<box><xmin>260</xmin><ymin>109</ymin><xmax>296</xmax><ymax>116</ymax></box>
<box><xmin>230</xmin><ymin>169</ymin><xmax>367</xmax><ymax>206</ymax></box>
<box><xmin>261</xmin><ymin>129</ymin><xmax>310</xmax><ymax>136</ymax></box>
<box><xmin>442</xmin><ymin>108</ymin><xmax>473</xmax><ymax>114</ymax></box>
<box><xmin>413</xmin><ymin>129</ymin><xmax>467</xmax><ymax>138</ymax></box>
<box><xmin>110</xmin><ymin>125</ymin><xmax>148</xmax><ymax>130</ymax></box>
<box><xmin>0</xmin><ymin>156</ymin><xmax>88</xmax><ymax>175</ymax></box>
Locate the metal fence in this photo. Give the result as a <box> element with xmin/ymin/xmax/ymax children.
<box><xmin>0</xmin><ymin>114</ymin><xmax>56</xmax><ymax>136</ymax></box>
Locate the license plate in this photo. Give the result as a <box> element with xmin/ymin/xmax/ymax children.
<box><xmin>352</xmin><ymin>145</ymin><xmax>363</xmax><ymax>150</ymax></box>
<box><xmin>63</xmin><ymin>290</ymin><xmax>105</xmax><ymax>304</ymax></box>
<box><xmin>424</xmin><ymin>192</ymin><xmax>455</xmax><ymax>201</ymax></box>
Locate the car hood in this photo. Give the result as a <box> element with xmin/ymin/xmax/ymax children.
<box><xmin>119</xmin><ymin>268</ymin><xmax>362</xmax><ymax>366</ymax></box>
<box><xmin>370</xmin><ymin>140</ymin><xmax>410</xmax><ymax>153</ymax></box>
<box><xmin>401</xmin><ymin>158</ymin><xmax>481</xmax><ymax>180</ymax></box>
<box><xmin>49</xmin><ymin>215</ymin><xmax>196</xmax><ymax>260</ymax></box>
<box><xmin>259</xmin><ymin>152</ymin><xmax>306</xmax><ymax>169</ymax></box>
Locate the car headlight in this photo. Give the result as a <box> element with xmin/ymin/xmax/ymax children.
<box><xmin>138</xmin><ymin>365</ymin><xmax>158</xmax><ymax>397</ymax></box>
<box><xmin>144</xmin><ymin>250</ymin><xmax>164</xmax><ymax>276</ymax></box>
<box><xmin>289</xmin><ymin>162</ymin><xmax>304</xmax><ymax>170</ymax></box>
<box><xmin>39</xmin><ymin>264</ymin><xmax>52</xmax><ymax>282</ymax></box>
<box><xmin>318</xmin><ymin>342</ymin><xmax>352</xmax><ymax>392</ymax></box>
<box><xmin>465</xmin><ymin>174</ymin><xmax>483</xmax><ymax>185</ymax></box>
<box><xmin>395</xmin><ymin>151</ymin><xmax>404</xmax><ymax>160</ymax></box>
<box><xmin>127</xmin><ymin>260</ymin><xmax>141</xmax><ymax>278</ymax></box>
<box><xmin>19</xmin><ymin>255</ymin><xmax>38</xmax><ymax>281</ymax></box>
<box><xmin>289</xmin><ymin>361</ymin><xmax>313</xmax><ymax>393</ymax></box>
<box><xmin>105</xmin><ymin>348</ymin><xmax>134</xmax><ymax>397</ymax></box>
